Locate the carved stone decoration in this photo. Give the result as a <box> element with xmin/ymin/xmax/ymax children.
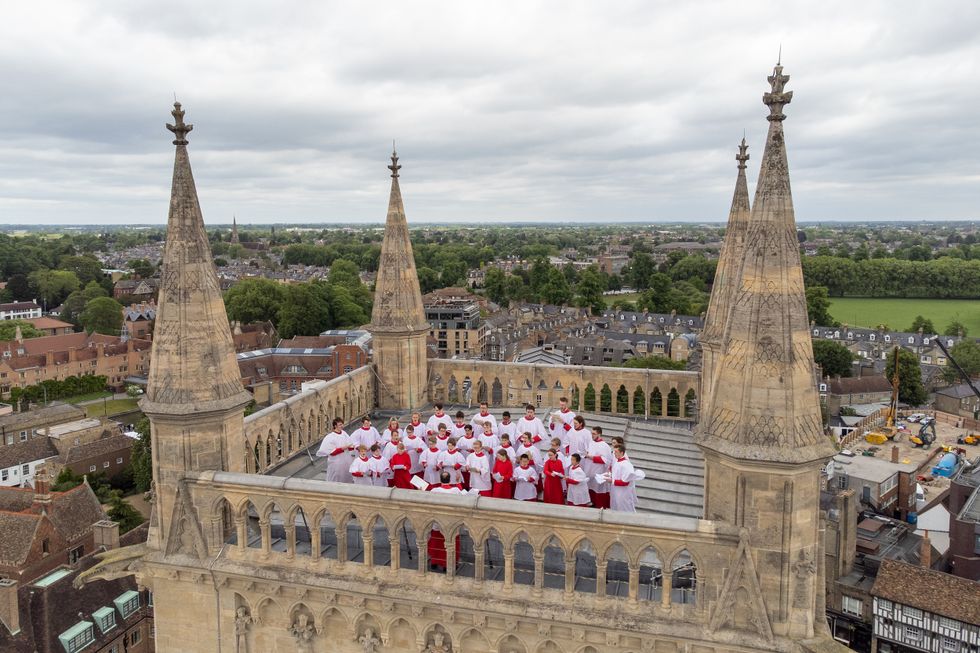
<box><xmin>164</xmin><ymin>485</ymin><xmax>207</xmax><ymax>559</ymax></box>
<box><xmin>421</xmin><ymin>630</ymin><xmax>451</xmax><ymax>653</ymax></box>
<box><xmin>708</xmin><ymin>531</ymin><xmax>773</xmax><ymax>641</ymax></box>
<box><xmin>288</xmin><ymin>613</ymin><xmax>317</xmax><ymax>653</ymax></box>
<box><xmin>234</xmin><ymin>607</ymin><xmax>253</xmax><ymax>653</ymax></box>
<box><xmin>792</xmin><ymin>547</ymin><xmax>816</xmax><ymax>609</ymax></box>
<box><xmin>357</xmin><ymin>626</ymin><xmax>382</xmax><ymax>653</ymax></box>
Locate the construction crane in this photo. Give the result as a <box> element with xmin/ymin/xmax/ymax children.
<box><xmin>865</xmin><ymin>346</ymin><xmax>901</xmax><ymax>445</ymax></box>
<box><xmin>934</xmin><ymin>337</ymin><xmax>980</xmax><ymax>419</ymax></box>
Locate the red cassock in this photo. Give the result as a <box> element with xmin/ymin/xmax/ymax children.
<box><xmin>390</xmin><ymin>451</ymin><xmax>414</xmax><ymax>489</ymax></box>
<box><xmin>427</xmin><ymin>530</ymin><xmax>461</xmax><ymax>569</ymax></box>
<box><xmin>542</xmin><ymin>458</ymin><xmax>565</xmax><ymax>505</ymax></box>
<box><xmin>491</xmin><ymin>459</ymin><xmax>514</xmax><ymax>499</ymax></box>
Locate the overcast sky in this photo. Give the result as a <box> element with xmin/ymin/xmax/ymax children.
<box><xmin>0</xmin><ymin>1</ymin><xmax>977</xmax><ymax>225</ymax></box>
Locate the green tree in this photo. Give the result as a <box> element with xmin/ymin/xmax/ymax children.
<box><xmin>621</xmin><ymin>355</ymin><xmax>686</xmax><ymax>370</ymax></box>
<box><xmin>4</xmin><ymin>273</ymin><xmax>30</xmax><ymax>300</ymax></box>
<box><xmin>28</xmin><ymin>269</ymin><xmax>81</xmax><ymax>307</ymax></box>
<box><xmin>885</xmin><ymin>348</ymin><xmax>928</xmax><ymax>407</ymax></box>
<box><xmin>0</xmin><ymin>320</ymin><xmax>44</xmax><ymax>341</ymax></box>
<box><xmin>483</xmin><ymin>268</ymin><xmax>508</xmax><ymax>306</ymax></box>
<box><xmin>60</xmin><ymin>280</ymin><xmax>109</xmax><ymax>326</ymax></box>
<box><xmin>224</xmin><ymin>278</ymin><xmax>285</xmax><ymax>325</ymax></box>
<box><xmin>574</xmin><ymin>267</ymin><xmax>606</xmax><ymax>314</ymax></box>
<box><xmin>106</xmin><ymin>496</ymin><xmax>145</xmax><ymax>534</ymax></box>
<box><xmin>812</xmin><ymin>339</ymin><xmax>854</xmax><ymax>377</ymax></box>
<box><xmin>942</xmin><ymin>340</ymin><xmax>980</xmax><ymax>383</ymax></box>
<box><xmin>52</xmin><ymin>467</ymin><xmax>84</xmax><ymax>492</ymax></box>
<box><xmin>277</xmin><ymin>284</ymin><xmax>332</xmax><ymax>338</ymax></box>
<box><xmin>131</xmin><ymin>418</ymin><xmax>153</xmax><ymax>493</ymax></box>
<box><xmin>540</xmin><ymin>268</ymin><xmax>572</xmax><ymax>305</ymax></box>
<box><xmin>79</xmin><ymin>296</ymin><xmax>124</xmax><ymax>335</ymax></box>
<box><xmin>907</xmin><ymin>315</ymin><xmax>936</xmax><ymax>334</ymax></box>
<box><xmin>126</xmin><ymin>258</ymin><xmax>155</xmax><ymax>279</ymax></box>
<box><xmin>416</xmin><ymin>266</ymin><xmax>440</xmax><ymax>294</ymax></box>
<box><xmin>805</xmin><ymin>286</ymin><xmax>838</xmax><ymax>326</ymax></box>
<box><xmin>58</xmin><ymin>255</ymin><xmax>105</xmax><ymax>286</ymax></box>
<box><xmin>944</xmin><ymin>320</ymin><xmax>969</xmax><ymax>337</ymax></box>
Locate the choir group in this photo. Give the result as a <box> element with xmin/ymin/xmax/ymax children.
<box><xmin>315</xmin><ymin>399</ymin><xmax>640</xmax><ymax>512</ymax></box>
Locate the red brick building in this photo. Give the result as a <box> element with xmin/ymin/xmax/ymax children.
<box><xmin>0</xmin><ymin>467</ymin><xmax>105</xmax><ymax>584</ymax></box>
<box><xmin>0</xmin><ymin>333</ymin><xmax>151</xmax><ymax>398</ymax></box>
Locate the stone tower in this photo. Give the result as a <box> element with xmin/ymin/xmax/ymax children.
<box><xmin>369</xmin><ymin>149</ymin><xmax>429</xmax><ymax>409</ymax></box>
<box><xmin>695</xmin><ymin>64</ymin><xmax>836</xmax><ymax>639</ymax></box>
<box><xmin>140</xmin><ymin>102</ymin><xmax>252</xmax><ymax>550</ymax></box>
<box><xmin>700</xmin><ymin>138</ymin><xmax>751</xmax><ymax>415</ymax></box>
<box><xmin>230</xmin><ymin>215</ymin><xmax>240</xmax><ymax>244</ymax></box>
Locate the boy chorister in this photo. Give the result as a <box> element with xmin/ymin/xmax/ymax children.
<box><xmin>349</xmin><ymin>446</ymin><xmax>373</xmax><ymax>486</ymax></box>
<box><xmin>513</xmin><ymin>454</ymin><xmax>538</xmax><ymax>501</ymax></box>
<box><xmin>438</xmin><ymin>437</ymin><xmax>467</xmax><ymax>485</ymax></box>
<box><xmin>419</xmin><ymin>436</ymin><xmax>443</xmax><ymax>486</ymax></box>
<box><xmin>466</xmin><ymin>439</ymin><xmax>492</xmax><ymax>496</ymax></box>
<box><xmin>565</xmin><ymin>453</ymin><xmax>591</xmax><ymax>506</ymax></box>
<box><xmin>315</xmin><ymin>417</ymin><xmax>353</xmax><ymax>483</ymax></box>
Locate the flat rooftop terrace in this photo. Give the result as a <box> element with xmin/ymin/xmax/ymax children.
<box><xmin>266</xmin><ymin>408</ymin><xmax>704</xmax><ymax>518</ymax></box>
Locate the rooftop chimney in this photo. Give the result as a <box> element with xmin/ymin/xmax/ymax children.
<box><xmin>32</xmin><ymin>464</ymin><xmax>52</xmax><ymax>505</ymax></box>
<box><xmin>0</xmin><ymin>579</ymin><xmax>19</xmax><ymax>635</ymax></box>
<box><xmin>93</xmin><ymin>520</ymin><xmax>120</xmax><ymax>551</ymax></box>
<box><xmin>920</xmin><ymin>530</ymin><xmax>932</xmax><ymax>569</ymax></box>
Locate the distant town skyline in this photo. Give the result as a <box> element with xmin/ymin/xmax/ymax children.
<box><xmin>0</xmin><ymin>1</ymin><xmax>978</xmax><ymax>225</ymax></box>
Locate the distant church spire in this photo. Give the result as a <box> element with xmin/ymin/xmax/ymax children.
<box><xmin>143</xmin><ymin>102</ymin><xmax>251</xmax><ymax>415</ymax></box>
<box><xmin>696</xmin><ymin>64</ymin><xmax>833</xmax><ymax>464</ymax></box>
<box><xmin>230</xmin><ymin>214</ymin><xmax>239</xmax><ymax>244</ymax></box>
<box><xmin>370</xmin><ymin>148</ymin><xmax>428</xmax><ymax>333</ymax></box>
<box><xmin>699</xmin><ymin>138</ymin><xmax>751</xmax><ymax>413</ymax></box>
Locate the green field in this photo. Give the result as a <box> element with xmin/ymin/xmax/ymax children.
<box><xmin>828</xmin><ymin>298</ymin><xmax>980</xmax><ymax>334</ymax></box>
<box><xmin>84</xmin><ymin>398</ymin><xmax>140</xmax><ymax>418</ymax></box>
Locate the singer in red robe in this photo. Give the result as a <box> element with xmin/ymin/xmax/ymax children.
<box><xmin>542</xmin><ymin>449</ymin><xmax>566</xmax><ymax>505</ymax></box>
<box><xmin>490</xmin><ymin>450</ymin><xmax>514</xmax><ymax>499</ymax></box>
<box><xmin>389</xmin><ymin>443</ymin><xmax>414</xmax><ymax>490</ymax></box>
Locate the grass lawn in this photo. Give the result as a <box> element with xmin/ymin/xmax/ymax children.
<box><xmin>84</xmin><ymin>398</ymin><xmax>140</xmax><ymax>418</ymax></box>
<box><xmin>62</xmin><ymin>390</ymin><xmax>113</xmax><ymax>404</ymax></box>
<box><xmin>828</xmin><ymin>298</ymin><xmax>980</xmax><ymax>334</ymax></box>
<box><xmin>605</xmin><ymin>292</ymin><xmax>643</xmax><ymax>305</ymax></box>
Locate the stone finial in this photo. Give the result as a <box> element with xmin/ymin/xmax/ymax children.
<box><xmin>13</xmin><ymin>325</ymin><xmax>23</xmax><ymax>343</ymax></box>
<box><xmin>166</xmin><ymin>102</ymin><xmax>194</xmax><ymax>146</ymax></box>
<box><xmin>763</xmin><ymin>63</ymin><xmax>793</xmax><ymax>121</ymax></box>
<box><xmin>736</xmin><ymin>137</ymin><xmax>750</xmax><ymax>170</ymax></box>
<box><xmin>388</xmin><ymin>147</ymin><xmax>401</xmax><ymax>179</ymax></box>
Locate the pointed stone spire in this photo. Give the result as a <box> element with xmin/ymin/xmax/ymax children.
<box><xmin>142</xmin><ymin>103</ymin><xmax>251</xmax><ymax>416</ymax></box>
<box><xmin>369</xmin><ymin>148</ymin><xmax>429</xmax><ymax>409</ymax></box>
<box><xmin>700</xmin><ymin>139</ymin><xmax>752</xmax><ymax>412</ymax></box>
<box><xmin>370</xmin><ymin>148</ymin><xmax>428</xmax><ymax>333</ymax></box>
<box><xmin>696</xmin><ymin>65</ymin><xmax>834</xmax><ymax>464</ymax></box>
<box><xmin>230</xmin><ymin>215</ymin><xmax>240</xmax><ymax>244</ymax></box>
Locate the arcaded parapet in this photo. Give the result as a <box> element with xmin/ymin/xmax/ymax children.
<box><xmin>429</xmin><ymin>359</ymin><xmax>701</xmax><ymax>419</ymax></box>
<box><xmin>242</xmin><ymin>367</ymin><xmax>374</xmax><ymax>472</ymax></box>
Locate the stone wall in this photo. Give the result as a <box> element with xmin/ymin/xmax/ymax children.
<box><xmin>145</xmin><ymin>470</ymin><xmax>811</xmax><ymax>653</ymax></box>
<box><xmin>429</xmin><ymin>360</ymin><xmax>700</xmax><ymax>420</ymax></box>
<box><xmin>243</xmin><ymin>366</ymin><xmax>373</xmax><ymax>472</ymax></box>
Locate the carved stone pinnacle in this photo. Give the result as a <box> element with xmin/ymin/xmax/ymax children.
<box><xmin>388</xmin><ymin>150</ymin><xmax>401</xmax><ymax>178</ymax></box>
<box><xmin>167</xmin><ymin>102</ymin><xmax>193</xmax><ymax>146</ymax></box>
<box><xmin>736</xmin><ymin>138</ymin><xmax>750</xmax><ymax>170</ymax></box>
<box><xmin>763</xmin><ymin>64</ymin><xmax>792</xmax><ymax>121</ymax></box>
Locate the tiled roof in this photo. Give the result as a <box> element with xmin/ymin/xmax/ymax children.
<box><xmin>871</xmin><ymin>558</ymin><xmax>980</xmax><ymax>624</ymax></box>
<box><xmin>0</xmin><ymin>404</ymin><xmax>85</xmax><ymax>431</ymax></box>
<box><xmin>0</xmin><ymin>437</ymin><xmax>59</xmax><ymax>470</ymax></box>
<box><xmin>826</xmin><ymin>375</ymin><xmax>893</xmax><ymax>395</ymax></box>
<box><xmin>59</xmin><ymin>435</ymin><xmax>133</xmax><ymax>466</ymax></box>
<box><xmin>0</xmin><ymin>484</ymin><xmax>104</xmax><ymax>566</ymax></box>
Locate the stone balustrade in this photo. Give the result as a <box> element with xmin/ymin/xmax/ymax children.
<box><xmin>243</xmin><ymin>366</ymin><xmax>374</xmax><ymax>472</ymax></box>
<box><xmin>179</xmin><ymin>469</ymin><xmax>749</xmax><ymax>653</ymax></box>
<box><xmin>430</xmin><ymin>359</ymin><xmax>700</xmax><ymax>420</ymax></box>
